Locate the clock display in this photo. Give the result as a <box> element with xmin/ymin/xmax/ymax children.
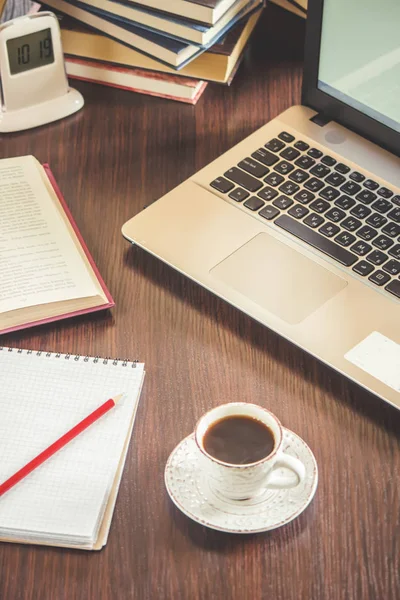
<box><xmin>7</xmin><ymin>28</ymin><xmax>54</xmax><ymax>75</ymax></box>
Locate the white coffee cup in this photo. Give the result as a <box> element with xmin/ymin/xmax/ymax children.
<box><xmin>195</xmin><ymin>402</ymin><xmax>305</xmax><ymax>501</ymax></box>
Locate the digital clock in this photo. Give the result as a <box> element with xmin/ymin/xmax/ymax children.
<box><xmin>0</xmin><ymin>12</ymin><xmax>84</xmax><ymax>132</ymax></box>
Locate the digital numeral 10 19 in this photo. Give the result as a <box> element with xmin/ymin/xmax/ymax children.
<box><xmin>17</xmin><ymin>37</ymin><xmax>52</xmax><ymax>65</ymax></box>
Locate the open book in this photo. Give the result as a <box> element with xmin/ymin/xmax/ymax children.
<box><xmin>0</xmin><ymin>156</ymin><xmax>114</xmax><ymax>334</ymax></box>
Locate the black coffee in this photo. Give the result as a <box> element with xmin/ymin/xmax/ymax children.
<box><xmin>203</xmin><ymin>415</ymin><xmax>275</xmax><ymax>465</ymax></box>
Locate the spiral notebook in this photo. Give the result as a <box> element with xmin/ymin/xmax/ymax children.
<box><xmin>0</xmin><ymin>347</ymin><xmax>145</xmax><ymax>551</ymax></box>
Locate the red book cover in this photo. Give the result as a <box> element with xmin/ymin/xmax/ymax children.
<box><xmin>65</xmin><ymin>57</ymin><xmax>208</xmax><ymax>105</ymax></box>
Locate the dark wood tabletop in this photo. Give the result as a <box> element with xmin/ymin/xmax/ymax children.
<box><xmin>1</xmin><ymin>5</ymin><xmax>400</xmax><ymax>600</ymax></box>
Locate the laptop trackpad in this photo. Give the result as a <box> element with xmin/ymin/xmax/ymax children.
<box><xmin>210</xmin><ymin>232</ymin><xmax>347</xmax><ymax>325</ymax></box>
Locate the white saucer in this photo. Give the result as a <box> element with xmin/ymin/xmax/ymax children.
<box><xmin>165</xmin><ymin>428</ymin><xmax>318</xmax><ymax>534</ymax></box>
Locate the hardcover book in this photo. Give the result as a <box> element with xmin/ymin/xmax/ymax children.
<box><xmin>118</xmin><ymin>0</ymin><xmax>240</xmax><ymax>26</ymax></box>
<box><xmin>43</xmin><ymin>0</ymin><xmax>205</xmax><ymax>68</ymax></box>
<box><xmin>65</xmin><ymin>56</ymin><xmax>208</xmax><ymax>104</ymax></box>
<box><xmin>71</xmin><ymin>0</ymin><xmax>257</xmax><ymax>46</ymax></box>
<box><xmin>59</xmin><ymin>8</ymin><xmax>263</xmax><ymax>83</ymax></box>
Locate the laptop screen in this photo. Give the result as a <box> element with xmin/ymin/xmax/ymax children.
<box><xmin>317</xmin><ymin>0</ymin><xmax>400</xmax><ymax>134</ymax></box>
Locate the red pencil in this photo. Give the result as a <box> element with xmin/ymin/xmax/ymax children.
<box><xmin>0</xmin><ymin>394</ymin><xmax>122</xmax><ymax>498</ymax></box>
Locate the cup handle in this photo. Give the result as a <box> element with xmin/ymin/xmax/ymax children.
<box><xmin>266</xmin><ymin>452</ymin><xmax>306</xmax><ymax>489</ymax></box>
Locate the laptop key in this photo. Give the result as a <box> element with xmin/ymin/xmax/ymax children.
<box><xmin>356</xmin><ymin>190</ymin><xmax>376</xmax><ymax>204</ymax></box>
<box><xmin>392</xmin><ymin>195</ymin><xmax>400</xmax><ymax>207</ymax></box>
<box><xmin>319</xmin><ymin>222</ymin><xmax>340</xmax><ymax>238</ymax></box>
<box><xmin>295</xmin><ymin>155</ymin><xmax>315</xmax><ymax>169</ymax></box>
<box><xmin>325</xmin><ymin>207</ymin><xmax>346</xmax><ymax>223</ymax></box>
<box><xmin>388</xmin><ymin>244</ymin><xmax>400</xmax><ymax>259</ymax></box>
<box><xmin>310</xmin><ymin>199</ymin><xmax>330</xmax><ymax>213</ymax></box>
<box><xmin>224</xmin><ymin>168</ymin><xmax>263</xmax><ymax>192</ymax></box>
<box><xmin>279</xmin><ymin>181</ymin><xmax>300</xmax><ymax>195</ymax></box>
<box><xmin>364</xmin><ymin>179</ymin><xmax>379</xmax><ymax>191</ymax></box>
<box><xmin>350</xmin><ymin>171</ymin><xmax>365</xmax><ymax>183</ymax></box>
<box><xmin>335</xmin><ymin>163</ymin><xmax>351</xmax><ymax>174</ymax></box>
<box><xmin>310</xmin><ymin>163</ymin><xmax>331</xmax><ymax>178</ymax></box>
<box><xmin>341</xmin><ymin>181</ymin><xmax>362</xmax><ymax>195</ymax></box>
<box><xmin>304</xmin><ymin>177</ymin><xmax>325</xmax><ymax>192</ymax></box>
<box><xmin>335</xmin><ymin>231</ymin><xmax>356</xmax><ymax>247</ymax></box>
<box><xmin>371</xmin><ymin>198</ymin><xmax>392</xmax><ymax>213</ymax></box>
<box><xmin>383</xmin><ymin>259</ymin><xmax>400</xmax><ymax>276</ymax></box>
<box><xmin>265</xmin><ymin>138</ymin><xmax>285</xmax><ymax>153</ymax></box>
<box><xmin>244</xmin><ymin>196</ymin><xmax>264</xmax><ymax>211</ymax></box>
<box><xmin>288</xmin><ymin>204</ymin><xmax>309</xmax><ymax>219</ymax></box>
<box><xmin>388</xmin><ymin>207</ymin><xmax>400</xmax><ymax>223</ymax></box>
<box><xmin>357</xmin><ymin>225</ymin><xmax>378</xmax><ymax>241</ymax></box>
<box><xmin>273</xmin><ymin>195</ymin><xmax>293</xmax><ymax>210</ymax></box>
<box><xmin>381</xmin><ymin>222</ymin><xmax>400</xmax><ymax>238</ymax></box>
<box><xmin>210</xmin><ymin>177</ymin><xmax>234</xmax><ymax>193</ymax></box>
<box><xmin>325</xmin><ymin>172</ymin><xmax>346</xmax><ymax>187</ymax></box>
<box><xmin>366</xmin><ymin>213</ymin><xmax>387</xmax><ymax>228</ymax></box>
<box><xmin>351</xmin><ymin>241</ymin><xmax>372</xmax><ymax>256</ymax></box>
<box><xmin>342</xmin><ymin>216</ymin><xmax>362</xmax><ymax>232</ymax></box>
<box><xmin>352</xmin><ymin>260</ymin><xmax>374</xmax><ymax>276</ymax></box>
<box><xmin>350</xmin><ymin>204</ymin><xmax>371</xmax><ymax>219</ymax></box>
<box><xmin>259</xmin><ymin>205</ymin><xmax>280</xmax><ymax>220</ymax></box>
<box><xmin>289</xmin><ymin>169</ymin><xmax>309</xmax><ymax>184</ymax></box>
<box><xmin>303</xmin><ymin>213</ymin><xmax>324</xmax><ymax>228</ymax></box>
<box><xmin>335</xmin><ymin>195</ymin><xmax>355</xmax><ymax>210</ymax></box>
<box><xmin>369</xmin><ymin>270</ymin><xmax>390</xmax><ymax>286</ymax></box>
<box><xmin>385</xmin><ymin>279</ymin><xmax>400</xmax><ymax>299</ymax></box>
<box><xmin>274</xmin><ymin>161</ymin><xmax>294</xmax><ymax>175</ymax></box>
<box><xmin>321</xmin><ymin>155</ymin><xmax>336</xmax><ymax>167</ymax></box>
<box><xmin>280</xmin><ymin>147</ymin><xmax>300</xmax><ymax>161</ymax></box>
<box><xmin>252</xmin><ymin>148</ymin><xmax>279</xmax><ymax>167</ymax></box>
<box><xmin>294</xmin><ymin>190</ymin><xmax>315</xmax><ymax>204</ymax></box>
<box><xmin>366</xmin><ymin>250</ymin><xmax>387</xmax><ymax>266</ymax></box>
<box><xmin>278</xmin><ymin>132</ymin><xmax>294</xmax><ymax>143</ymax></box>
<box><xmin>307</xmin><ymin>148</ymin><xmax>323</xmax><ymax>159</ymax></box>
<box><xmin>258</xmin><ymin>186</ymin><xmax>279</xmax><ymax>201</ymax></box>
<box><xmin>377</xmin><ymin>187</ymin><xmax>393</xmax><ymax>199</ymax></box>
<box><xmin>319</xmin><ymin>186</ymin><xmax>340</xmax><ymax>201</ymax></box>
<box><xmin>275</xmin><ymin>215</ymin><xmax>357</xmax><ymax>266</ymax></box>
<box><xmin>264</xmin><ymin>172</ymin><xmax>285</xmax><ymax>187</ymax></box>
<box><xmin>238</xmin><ymin>157</ymin><xmax>269</xmax><ymax>178</ymax></box>
<box><xmin>294</xmin><ymin>141</ymin><xmax>309</xmax><ymax>151</ymax></box>
<box><xmin>373</xmin><ymin>235</ymin><xmax>394</xmax><ymax>251</ymax></box>
<box><xmin>229</xmin><ymin>187</ymin><xmax>250</xmax><ymax>202</ymax></box>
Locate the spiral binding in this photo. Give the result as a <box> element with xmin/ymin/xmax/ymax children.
<box><xmin>0</xmin><ymin>347</ymin><xmax>138</xmax><ymax>367</ymax></box>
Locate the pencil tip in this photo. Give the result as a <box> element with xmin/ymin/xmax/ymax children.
<box><xmin>113</xmin><ymin>394</ymin><xmax>123</xmax><ymax>405</ymax></box>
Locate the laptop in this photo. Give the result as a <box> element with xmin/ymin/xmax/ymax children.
<box><xmin>122</xmin><ymin>0</ymin><xmax>400</xmax><ymax>409</ymax></box>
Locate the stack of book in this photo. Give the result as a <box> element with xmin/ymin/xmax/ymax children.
<box><xmin>35</xmin><ymin>0</ymin><xmax>264</xmax><ymax>104</ymax></box>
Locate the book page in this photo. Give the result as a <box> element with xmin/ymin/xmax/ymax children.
<box><xmin>0</xmin><ymin>156</ymin><xmax>100</xmax><ymax>314</ymax></box>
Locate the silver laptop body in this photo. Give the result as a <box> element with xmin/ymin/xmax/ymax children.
<box><xmin>123</xmin><ymin>0</ymin><xmax>400</xmax><ymax>409</ymax></box>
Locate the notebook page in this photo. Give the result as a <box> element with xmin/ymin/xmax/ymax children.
<box><xmin>0</xmin><ymin>156</ymin><xmax>99</xmax><ymax>314</ymax></box>
<box><xmin>0</xmin><ymin>348</ymin><xmax>145</xmax><ymax>545</ymax></box>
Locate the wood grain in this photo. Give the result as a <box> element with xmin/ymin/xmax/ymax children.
<box><xmin>0</xmin><ymin>6</ymin><xmax>399</xmax><ymax>600</ymax></box>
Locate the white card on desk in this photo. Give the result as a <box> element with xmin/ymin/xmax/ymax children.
<box><xmin>345</xmin><ymin>332</ymin><xmax>400</xmax><ymax>393</ymax></box>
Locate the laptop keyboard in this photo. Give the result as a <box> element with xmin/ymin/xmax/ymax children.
<box><xmin>210</xmin><ymin>131</ymin><xmax>400</xmax><ymax>300</ymax></box>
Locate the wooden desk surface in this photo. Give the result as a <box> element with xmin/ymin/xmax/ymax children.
<box><xmin>1</xmin><ymin>7</ymin><xmax>400</xmax><ymax>600</ymax></box>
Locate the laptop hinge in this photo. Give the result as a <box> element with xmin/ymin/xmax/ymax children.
<box><xmin>310</xmin><ymin>112</ymin><xmax>331</xmax><ymax>127</ymax></box>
